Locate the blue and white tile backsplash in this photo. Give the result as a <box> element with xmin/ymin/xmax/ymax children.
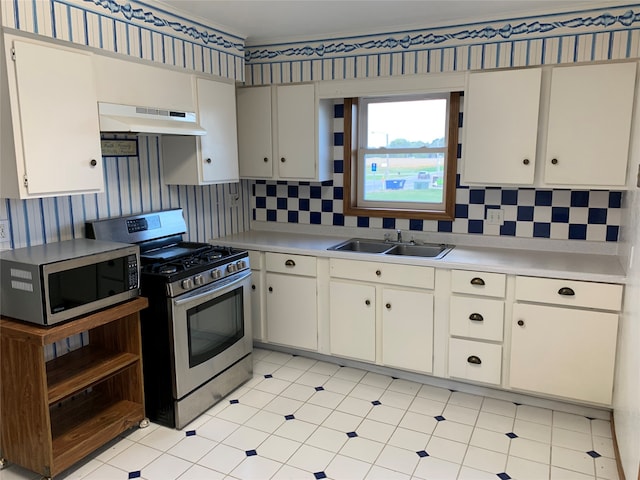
<box><xmin>252</xmin><ymin>103</ymin><xmax>623</xmax><ymax>242</ymax></box>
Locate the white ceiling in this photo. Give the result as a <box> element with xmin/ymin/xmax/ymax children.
<box><xmin>154</xmin><ymin>0</ymin><xmax>627</xmax><ymax>45</ymax></box>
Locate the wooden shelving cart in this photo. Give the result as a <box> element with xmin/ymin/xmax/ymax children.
<box><xmin>0</xmin><ymin>297</ymin><xmax>148</xmax><ymax>479</ymax></box>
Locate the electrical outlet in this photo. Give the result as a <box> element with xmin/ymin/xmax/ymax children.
<box><xmin>0</xmin><ymin>219</ymin><xmax>10</xmax><ymax>244</ymax></box>
<box><xmin>227</xmin><ymin>193</ymin><xmax>240</xmax><ymax>208</ymax></box>
<box><xmin>486</xmin><ymin>209</ymin><xmax>504</xmax><ymax>225</ymax></box>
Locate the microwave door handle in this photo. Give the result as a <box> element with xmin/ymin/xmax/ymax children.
<box><xmin>173</xmin><ymin>270</ymin><xmax>251</xmax><ymax>306</ymax></box>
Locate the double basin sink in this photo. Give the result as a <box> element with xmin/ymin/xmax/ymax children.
<box><xmin>327</xmin><ymin>238</ymin><xmax>453</xmax><ymax>259</ymax></box>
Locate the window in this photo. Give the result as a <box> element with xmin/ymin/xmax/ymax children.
<box><xmin>343</xmin><ymin>92</ymin><xmax>460</xmax><ymax>220</ymax></box>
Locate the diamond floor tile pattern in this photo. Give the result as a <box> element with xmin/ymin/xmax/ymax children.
<box><xmin>0</xmin><ymin>348</ymin><xmax>619</xmax><ymax>480</ymax></box>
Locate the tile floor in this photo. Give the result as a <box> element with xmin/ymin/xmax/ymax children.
<box><xmin>1</xmin><ymin>349</ymin><xmax>619</xmax><ymax>480</ymax></box>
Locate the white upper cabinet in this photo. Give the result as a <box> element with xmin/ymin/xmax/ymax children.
<box><xmin>93</xmin><ymin>55</ymin><xmax>194</xmax><ymax>110</ymax></box>
<box><xmin>1</xmin><ymin>36</ymin><xmax>103</xmax><ymax>199</ymax></box>
<box><xmin>543</xmin><ymin>62</ymin><xmax>636</xmax><ymax>187</ymax></box>
<box><xmin>162</xmin><ymin>77</ymin><xmax>239</xmax><ymax>185</ymax></box>
<box><xmin>463</xmin><ymin>68</ymin><xmax>541</xmax><ymax>186</ymax></box>
<box><xmin>237</xmin><ymin>83</ymin><xmax>332</xmax><ymax>181</ymax></box>
<box><xmin>462</xmin><ymin>62</ymin><xmax>637</xmax><ymax>189</ymax></box>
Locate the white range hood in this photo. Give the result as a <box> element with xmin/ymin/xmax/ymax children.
<box><xmin>98</xmin><ymin>102</ymin><xmax>206</xmax><ymax>135</ymax></box>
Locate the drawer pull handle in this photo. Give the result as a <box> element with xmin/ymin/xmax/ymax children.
<box><xmin>263</xmin><ymin>157</ymin><xmax>269</xmax><ymax>162</ymax></box>
<box><xmin>268</xmin><ymin>286</ymin><xmax>273</xmax><ymax>292</ymax></box>
<box><xmin>285</xmin><ymin>259</ymin><xmax>296</xmax><ymax>267</ymax></box>
<box><xmin>517</xmin><ymin>319</ymin><xmax>525</xmax><ymax>327</ymax></box>
<box><xmin>385</xmin><ymin>303</ymin><xmax>391</xmax><ymax>310</ymax></box>
<box><xmin>469</xmin><ymin>313</ymin><xmax>484</xmax><ymax>322</ymax></box>
<box><xmin>467</xmin><ymin>355</ymin><xmax>482</xmax><ymax>365</ymax></box>
<box><xmin>558</xmin><ymin>287</ymin><xmax>575</xmax><ymax>296</ymax></box>
<box><xmin>376</xmin><ymin>270</ymin><xmax>382</xmax><ymax>277</ymax></box>
<box><xmin>470</xmin><ymin>277</ymin><xmax>485</xmax><ymax>286</ymax></box>
<box><xmin>281</xmin><ymin>157</ymin><xmax>286</xmax><ymax>163</ymax></box>
<box><xmin>365</xmin><ymin>299</ymin><xmax>371</xmax><ymax>306</ymax></box>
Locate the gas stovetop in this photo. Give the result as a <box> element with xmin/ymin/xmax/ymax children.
<box><xmin>141</xmin><ymin>243</ymin><xmax>249</xmax><ymax>297</ymax></box>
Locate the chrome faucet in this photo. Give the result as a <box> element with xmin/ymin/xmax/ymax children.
<box><xmin>397</xmin><ymin>229</ymin><xmax>403</xmax><ymax>243</ymax></box>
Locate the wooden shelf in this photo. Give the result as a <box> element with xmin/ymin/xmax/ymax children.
<box><xmin>1</xmin><ymin>297</ymin><xmax>148</xmax><ymax>478</ymax></box>
<box><xmin>50</xmin><ymin>393</ymin><xmax>143</xmax><ymax>475</ymax></box>
<box><xmin>47</xmin><ymin>346</ymin><xmax>139</xmax><ymax>404</ymax></box>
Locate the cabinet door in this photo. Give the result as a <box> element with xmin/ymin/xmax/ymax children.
<box><xmin>250</xmin><ymin>269</ymin><xmax>264</xmax><ymax>341</ymax></box>
<box><xmin>266</xmin><ymin>273</ymin><xmax>317</xmax><ymax>350</ymax></box>
<box><xmin>382</xmin><ymin>288</ymin><xmax>434</xmax><ymax>373</ymax></box>
<box><xmin>329</xmin><ymin>281</ymin><xmax>376</xmax><ymax>362</ymax></box>
<box><xmin>463</xmin><ymin>68</ymin><xmax>541</xmax><ymax>185</ymax></box>
<box><xmin>198</xmin><ymin>78</ymin><xmax>239</xmax><ymax>183</ymax></box>
<box><xmin>11</xmin><ymin>40</ymin><xmax>102</xmax><ymax>196</ymax></box>
<box><xmin>237</xmin><ymin>86</ymin><xmax>273</xmax><ymax>178</ymax></box>
<box><xmin>544</xmin><ymin>62</ymin><xmax>636</xmax><ymax>186</ymax></box>
<box><xmin>276</xmin><ymin>84</ymin><xmax>316</xmax><ymax>179</ymax></box>
<box><xmin>510</xmin><ymin>303</ymin><xmax>618</xmax><ymax>404</ymax></box>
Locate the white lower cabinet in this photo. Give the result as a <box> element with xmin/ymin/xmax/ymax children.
<box><xmin>509</xmin><ymin>276</ymin><xmax>622</xmax><ymax>405</ymax></box>
<box><xmin>448</xmin><ymin>338</ymin><xmax>502</xmax><ymax>385</ymax></box>
<box><xmin>448</xmin><ymin>270</ymin><xmax>506</xmax><ymax>386</ymax></box>
<box><xmin>248</xmin><ymin>251</ymin><xmax>265</xmax><ymax>342</ymax></box>
<box><xmin>265</xmin><ymin>253</ymin><xmax>318</xmax><ymax>351</ymax></box>
<box><xmin>329</xmin><ymin>281</ymin><xmax>376</xmax><ymax>362</ymax></box>
<box><xmin>329</xmin><ymin>258</ymin><xmax>435</xmax><ymax>374</ymax></box>
<box><xmin>382</xmin><ymin>287</ymin><xmax>433</xmax><ymax>373</ymax></box>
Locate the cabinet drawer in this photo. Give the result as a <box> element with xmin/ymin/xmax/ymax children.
<box><xmin>330</xmin><ymin>259</ymin><xmax>434</xmax><ymax>289</ymax></box>
<box><xmin>515</xmin><ymin>276</ymin><xmax>623</xmax><ymax>311</ymax></box>
<box><xmin>451</xmin><ymin>270</ymin><xmax>506</xmax><ymax>298</ymax></box>
<box><xmin>266</xmin><ymin>252</ymin><xmax>316</xmax><ymax>276</ymax></box>
<box><xmin>248</xmin><ymin>250</ymin><xmax>263</xmax><ymax>269</ymax></box>
<box><xmin>450</xmin><ymin>296</ymin><xmax>504</xmax><ymax>342</ymax></box>
<box><xmin>448</xmin><ymin>338</ymin><xmax>502</xmax><ymax>385</ymax></box>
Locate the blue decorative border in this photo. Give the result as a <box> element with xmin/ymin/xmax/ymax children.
<box><xmin>246</xmin><ymin>7</ymin><xmax>640</xmax><ymax>61</ymax></box>
<box><xmin>81</xmin><ymin>0</ymin><xmax>244</xmax><ymax>54</ymax></box>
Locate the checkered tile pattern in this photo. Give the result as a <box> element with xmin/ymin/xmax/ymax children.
<box><xmin>252</xmin><ymin>103</ymin><xmax>622</xmax><ymax>242</ymax></box>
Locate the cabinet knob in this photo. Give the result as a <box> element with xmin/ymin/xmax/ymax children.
<box><xmin>365</xmin><ymin>299</ymin><xmax>371</xmax><ymax>306</ymax></box>
<box><xmin>280</xmin><ymin>157</ymin><xmax>286</xmax><ymax>163</ymax></box>
<box><xmin>551</xmin><ymin>158</ymin><xmax>559</xmax><ymax>165</ymax></box>
<box><xmin>375</xmin><ymin>270</ymin><xmax>382</xmax><ymax>277</ymax></box>
<box><xmin>263</xmin><ymin>157</ymin><xmax>269</xmax><ymax>163</ymax></box>
<box><xmin>268</xmin><ymin>286</ymin><xmax>273</xmax><ymax>292</ymax></box>
<box><xmin>206</xmin><ymin>158</ymin><xmax>212</xmax><ymax>164</ymax></box>
<box><xmin>470</xmin><ymin>277</ymin><xmax>485</xmax><ymax>286</ymax></box>
<box><xmin>90</xmin><ymin>159</ymin><xmax>98</xmax><ymax>167</ymax></box>
<box><xmin>517</xmin><ymin>319</ymin><xmax>525</xmax><ymax>327</ymax></box>
<box><xmin>385</xmin><ymin>303</ymin><xmax>391</xmax><ymax>310</ymax></box>
<box><xmin>467</xmin><ymin>355</ymin><xmax>482</xmax><ymax>365</ymax></box>
<box><xmin>558</xmin><ymin>287</ymin><xmax>575</xmax><ymax>296</ymax></box>
<box><xmin>469</xmin><ymin>313</ymin><xmax>484</xmax><ymax>322</ymax></box>
<box><xmin>523</xmin><ymin>159</ymin><xmax>530</xmax><ymax>165</ymax></box>
<box><xmin>284</xmin><ymin>259</ymin><xmax>296</xmax><ymax>267</ymax></box>
<box><xmin>251</xmin><ymin>284</ymin><xmax>256</xmax><ymax>290</ymax></box>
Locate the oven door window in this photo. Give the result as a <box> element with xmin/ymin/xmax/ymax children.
<box><xmin>186</xmin><ymin>287</ymin><xmax>244</xmax><ymax>368</ymax></box>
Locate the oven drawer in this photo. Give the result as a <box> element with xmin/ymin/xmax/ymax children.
<box><xmin>266</xmin><ymin>252</ymin><xmax>316</xmax><ymax>277</ymax></box>
<box><xmin>451</xmin><ymin>270</ymin><xmax>506</xmax><ymax>298</ymax></box>
<box><xmin>448</xmin><ymin>338</ymin><xmax>502</xmax><ymax>385</ymax></box>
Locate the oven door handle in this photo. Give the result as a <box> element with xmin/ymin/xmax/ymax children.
<box><xmin>173</xmin><ymin>270</ymin><xmax>251</xmax><ymax>306</ymax></box>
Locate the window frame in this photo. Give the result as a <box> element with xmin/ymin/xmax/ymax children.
<box><xmin>343</xmin><ymin>92</ymin><xmax>460</xmax><ymax>220</ymax></box>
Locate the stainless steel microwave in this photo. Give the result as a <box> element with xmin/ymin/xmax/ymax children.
<box><xmin>0</xmin><ymin>239</ymin><xmax>140</xmax><ymax>325</ymax></box>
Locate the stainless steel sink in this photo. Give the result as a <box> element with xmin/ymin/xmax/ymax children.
<box><xmin>327</xmin><ymin>238</ymin><xmax>453</xmax><ymax>259</ymax></box>
<box><xmin>384</xmin><ymin>243</ymin><xmax>453</xmax><ymax>259</ymax></box>
<box><xmin>327</xmin><ymin>238</ymin><xmax>393</xmax><ymax>253</ymax></box>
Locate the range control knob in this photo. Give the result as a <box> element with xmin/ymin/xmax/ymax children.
<box><xmin>181</xmin><ymin>278</ymin><xmax>193</xmax><ymax>290</ymax></box>
<box><xmin>227</xmin><ymin>263</ymin><xmax>237</xmax><ymax>273</ymax></box>
<box><xmin>237</xmin><ymin>260</ymin><xmax>247</xmax><ymax>270</ymax></box>
<box><xmin>211</xmin><ymin>269</ymin><xmax>221</xmax><ymax>280</ymax></box>
<box><xmin>194</xmin><ymin>275</ymin><xmax>204</xmax><ymax>286</ymax></box>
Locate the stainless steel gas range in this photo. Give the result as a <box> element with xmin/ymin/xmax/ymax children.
<box><xmin>86</xmin><ymin>209</ymin><xmax>252</xmax><ymax>429</ymax></box>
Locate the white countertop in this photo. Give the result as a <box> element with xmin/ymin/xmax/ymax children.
<box><xmin>216</xmin><ymin>230</ymin><xmax>627</xmax><ymax>283</ymax></box>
